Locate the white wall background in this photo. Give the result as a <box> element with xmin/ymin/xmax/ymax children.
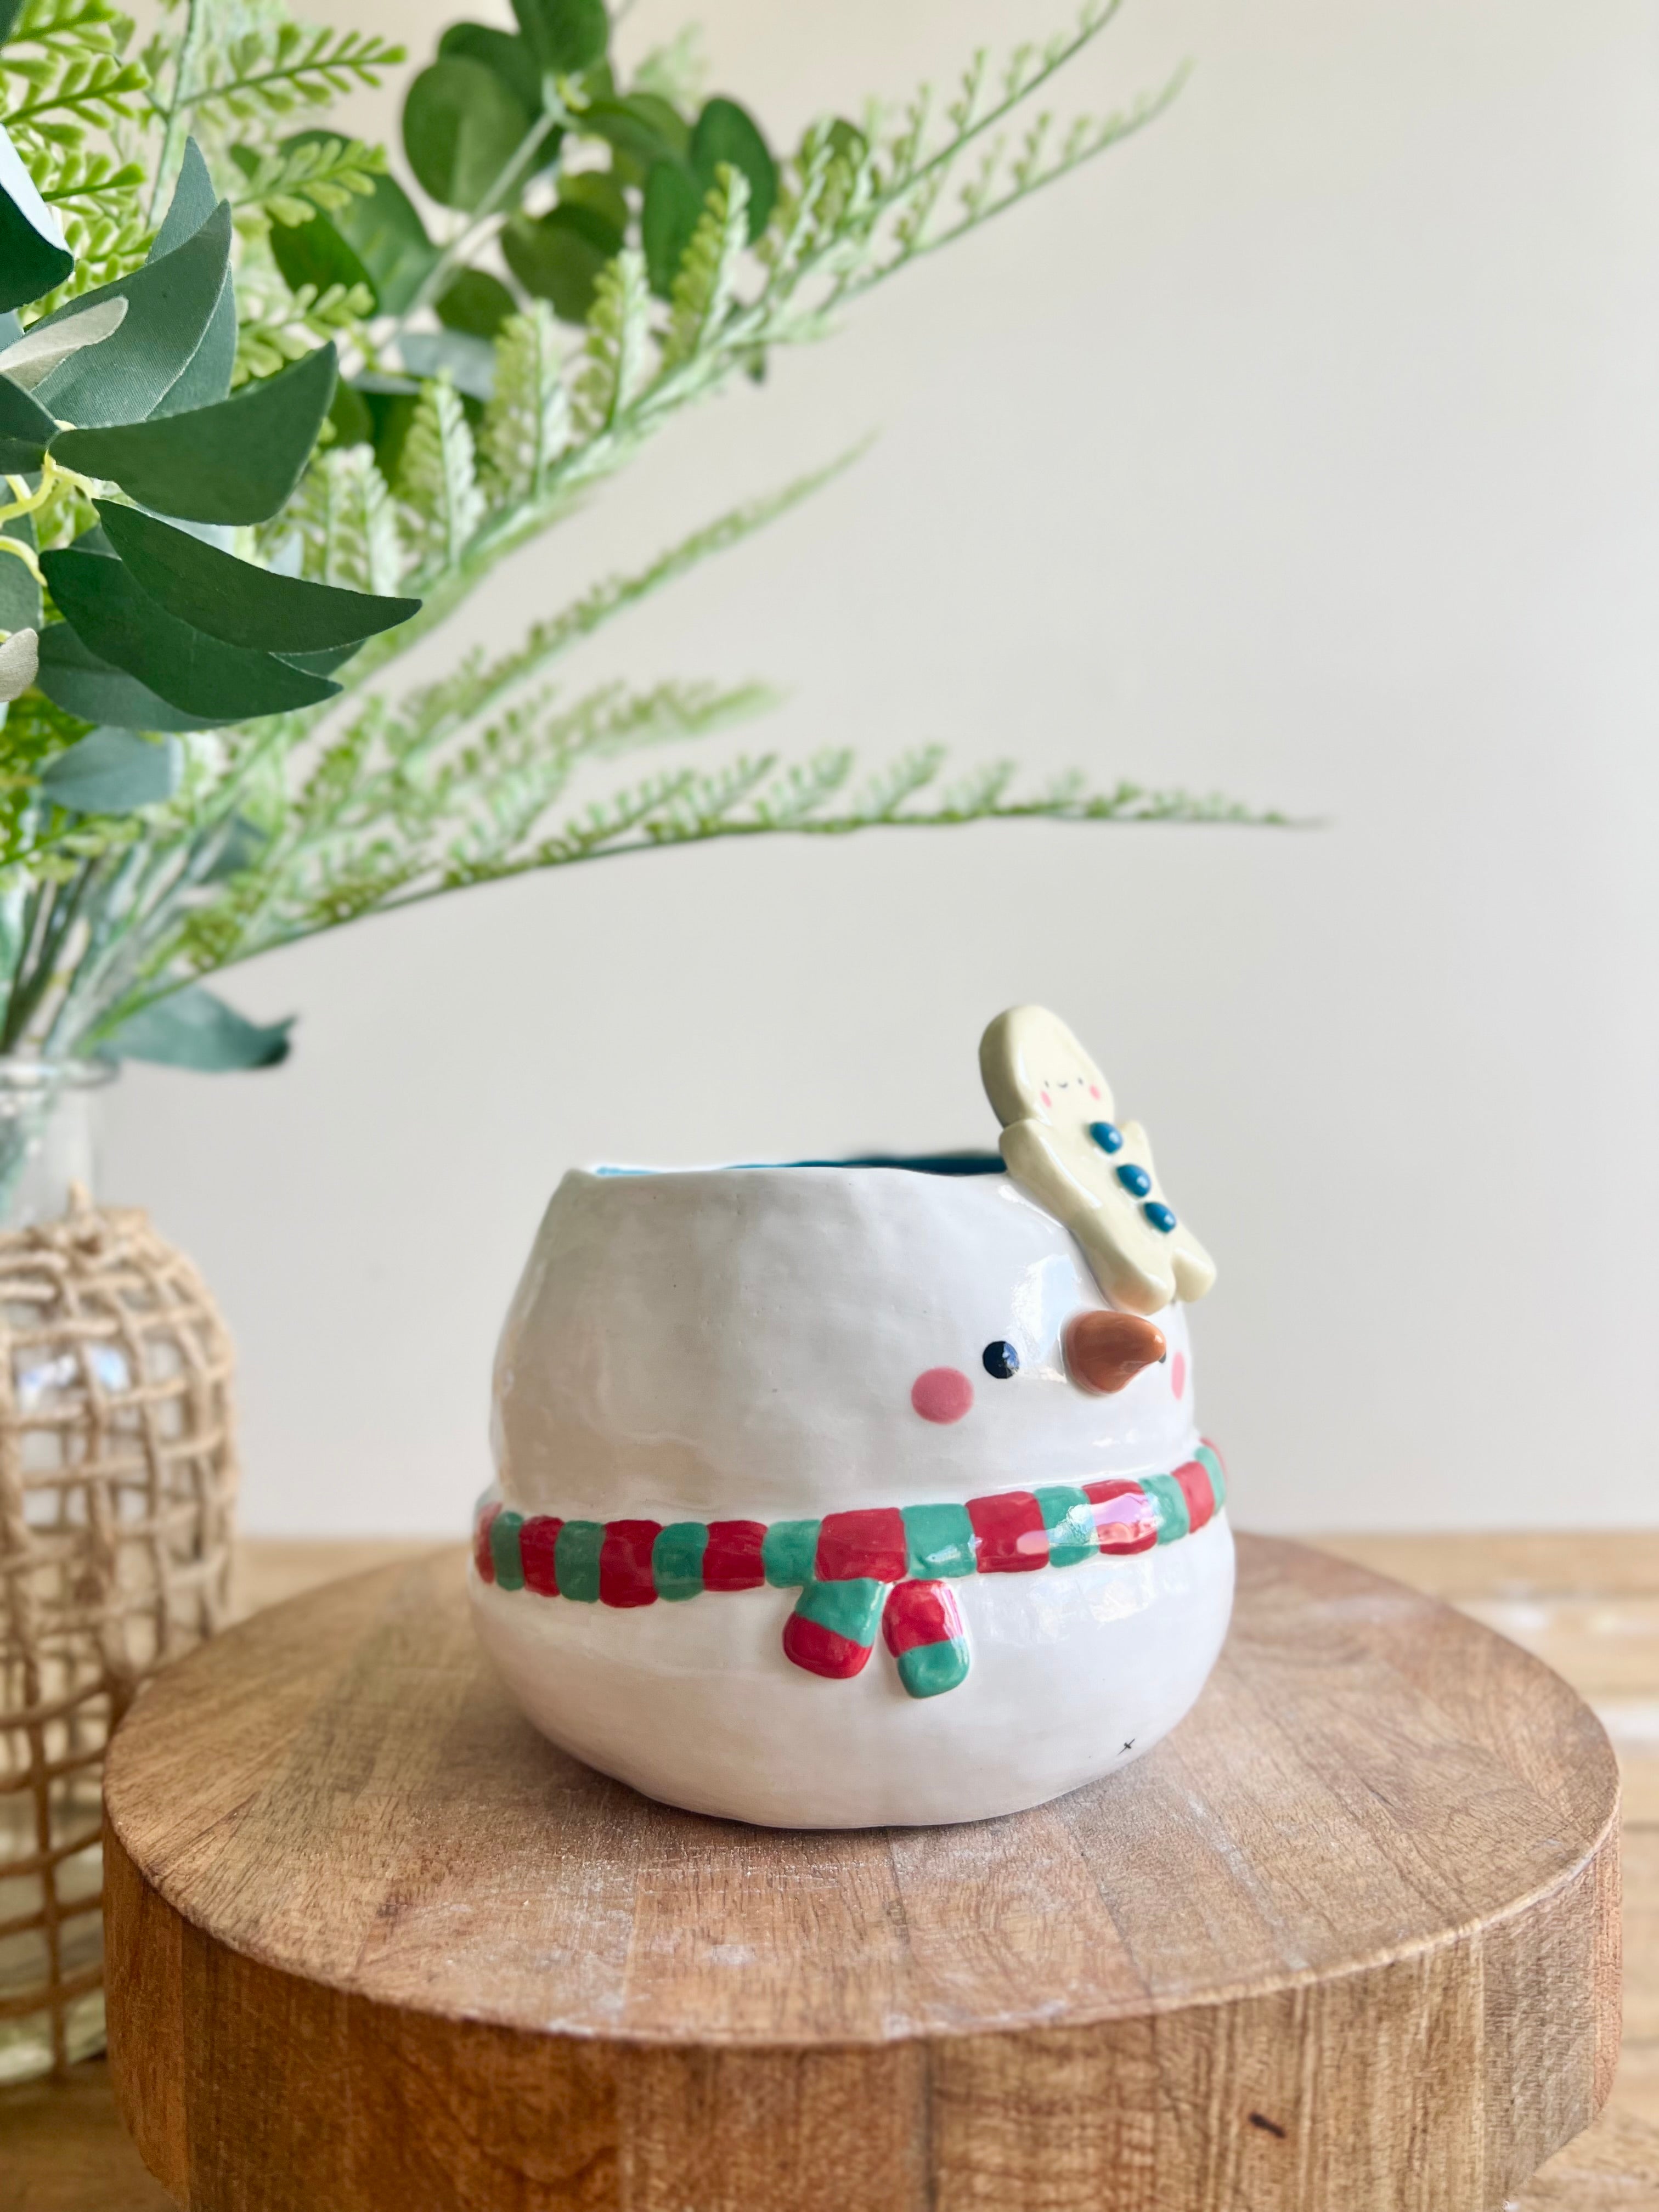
<box><xmin>103</xmin><ymin>0</ymin><xmax>1659</xmax><ymax>1534</ymax></box>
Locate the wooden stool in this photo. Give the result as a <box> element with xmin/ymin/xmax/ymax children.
<box><xmin>102</xmin><ymin>1536</ymin><xmax>1621</xmax><ymax>2211</ymax></box>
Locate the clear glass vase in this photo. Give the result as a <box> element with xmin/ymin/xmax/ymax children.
<box><xmin>0</xmin><ymin>1057</ymin><xmax>114</xmax><ymax>1231</ymax></box>
<box><xmin>0</xmin><ymin>1057</ymin><xmax>117</xmax><ymax>2081</ymax></box>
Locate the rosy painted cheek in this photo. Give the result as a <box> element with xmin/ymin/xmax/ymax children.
<box><xmin>1090</xmin><ymin>1085</ymin><xmax>1101</xmax><ymax>1101</ymax></box>
<box><xmin>912</xmin><ymin>1367</ymin><xmax>974</xmax><ymax>1423</ymax></box>
<box><xmin>1171</xmin><ymin>1352</ymin><xmax>1187</xmax><ymax>1401</ymax></box>
<box><xmin>1040</xmin><ymin>1091</ymin><xmax>1052</xmax><ymax>1109</ymax></box>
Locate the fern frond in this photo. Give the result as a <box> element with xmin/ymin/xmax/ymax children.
<box><xmin>397</xmin><ymin>374</ymin><xmax>485</xmax><ymax>575</ymax></box>
<box><xmin>573</xmin><ymin>248</ymin><xmax>650</xmax><ymax>433</ymax></box>
<box><xmin>228</xmin><ymin>133</ymin><xmax>383</xmax><ymax>225</ymax></box>
<box><xmin>275</xmin><ymin>443</ymin><xmax>401</xmax><ymax>593</ymax></box>
<box><xmin>1</xmin><ymin>0</ymin><xmax>147</xmax><ymax>154</ymax></box>
<box><xmin>178</xmin><ymin>24</ymin><xmax>405</xmax><ymax>125</ymax></box>
<box><xmin>749</xmin><ymin>749</ymin><xmax>856</xmax><ymax>826</ymax></box>
<box><xmin>234</xmin><ymin>275</ymin><xmax>373</xmax><ymax>383</ymax></box>
<box><xmin>32</xmin><ymin>142</ymin><xmax>143</xmax><ymax>206</ymax></box>
<box><xmin>662</xmin><ymin>165</ymin><xmax>749</xmax><ymax>368</ymax></box>
<box><xmin>360</xmin><ymin>450</ymin><xmax>859</xmax><ymax>742</ymax></box>
<box><xmin>479</xmin><ymin>303</ymin><xmax>569</xmax><ymax>506</ymax></box>
<box><xmin>16</xmin><ymin>142</ymin><xmax>146</xmax><ymax>304</ymax></box>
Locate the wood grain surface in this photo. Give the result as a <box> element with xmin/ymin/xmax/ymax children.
<box><xmin>95</xmin><ymin>1533</ymin><xmax>1620</xmax><ymax>2212</ymax></box>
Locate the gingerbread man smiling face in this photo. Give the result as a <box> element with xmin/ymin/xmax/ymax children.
<box><xmin>979</xmin><ymin>1005</ymin><xmax>1216</xmax><ymax>1319</ymax></box>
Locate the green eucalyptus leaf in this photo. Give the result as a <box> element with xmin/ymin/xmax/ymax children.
<box><xmin>0</xmin><ymin>0</ymin><xmax>25</xmax><ymax>44</ymax></box>
<box><xmin>436</xmin><ymin>267</ymin><xmax>516</xmax><ymax>337</ymax></box>
<box><xmin>581</xmin><ymin>93</ymin><xmax>688</xmax><ymax>171</ymax></box>
<box><xmin>41</xmin><ymin>545</ymin><xmax>342</xmax><ymax>719</ymax></box>
<box><xmin>92</xmin><ymin>501</ymin><xmax>420</xmax><ymax>652</ymax></box>
<box><xmin>364</xmin><ymin>388</ymin><xmax>420</xmax><ymax>481</ymax></box>
<box><xmin>35</xmin><ymin>623</ymin><xmax>224</xmax><ymax>731</ymax></box>
<box><xmin>0</xmin><ymin>297</ymin><xmax>126</xmax><ymax>392</ymax></box>
<box><xmin>403</xmin><ymin>56</ymin><xmax>530</xmax><ymax>212</ymax></box>
<box><xmin>53</xmin><ymin>345</ymin><xmax>339</xmax><ymax>525</ymax></box>
<box><xmin>0</xmin><ymin>515</ymin><xmax>39</xmax><ymax>634</ymax></box>
<box><xmin>642</xmin><ymin>160</ymin><xmax>703</xmax><ymax>296</ymax></box>
<box><xmin>35</xmin><ymin>204</ymin><xmax>233</xmax><ymax>427</ymax></box>
<box><xmin>268</xmin><ymin>203</ymin><xmax>374</xmax><ymax>301</ymax></box>
<box><xmin>276</xmin><ymin>137</ymin><xmax>437</xmax><ymax>314</ymax></box>
<box><xmin>103</xmin><ymin>984</ymin><xmax>292</xmax><ymax>1071</ymax></box>
<box><xmin>274</xmin><ymin>640</ymin><xmax>362</xmax><ymax>675</ymax></box>
<box><xmin>157</xmin><ymin>281</ymin><xmax>236</xmax><ymax>415</ymax></box>
<box><xmin>0</xmin><ymin>375</ymin><xmax>55</xmax><ymax>471</ymax></box>
<box><xmin>438</xmin><ymin>22</ymin><xmax>543</xmax><ymax>119</ymax></box>
<box><xmin>559</xmin><ymin>169</ymin><xmax>628</xmax><ymax>230</ymax></box>
<box><xmin>149</xmin><ymin>139</ymin><xmax>216</xmax><ymax>262</ymax></box>
<box><xmin>326</xmin><ymin>379</ymin><xmax>375</xmax><ymax>447</ymax></box>
<box><xmin>40</xmin><ymin>726</ymin><xmax>179</xmax><ymax>812</ymax></box>
<box><xmin>0</xmin><ymin>123</ymin><xmax>72</xmax><ymax>313</ymax></box>
<box><xmin>502</xmin><ymin>201</ymin><xmax>621</xmax><ymax>323</ymax></box>
<box><xmin>332</xmin><ymin>175</ymin><xmax>437</xmax><ymax>314</ymax></box>
<box><xmin>398</xmin><ymin>330</ymin><xmax>495</xmax><ymax>399</ymax></box>
<box><xmin>510</xmin><ymin>0</ymin><xmax>606</xmax><ymax>80</ymax></box>
<box><xmin>691</xmin><ymin>97</ymin><xmax>775</xmax><ymax>239</ymax></box>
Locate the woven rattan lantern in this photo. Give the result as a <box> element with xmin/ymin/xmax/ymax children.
<box><xmin>0</xmin><ymin>1193</ymin><xmax>236</xmax><ymax>2079</ymax></box>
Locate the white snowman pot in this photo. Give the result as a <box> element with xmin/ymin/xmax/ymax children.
<box><xmin>471</xmin><ymin>1007</ymin><xmax>1234</xmax><ymax>1829</ymax></box>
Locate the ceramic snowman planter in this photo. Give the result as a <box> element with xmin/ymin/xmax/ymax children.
<box><xmin>471</xmin><ymin>1008</ymin><xmax>1233</xmax><ymax>1828</ymax></box>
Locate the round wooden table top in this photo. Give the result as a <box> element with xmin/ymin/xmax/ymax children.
<box><xmin>103</xmin><ymin>1534</ymin><xmax>1621</xmax><ymax>2212</ymax></box>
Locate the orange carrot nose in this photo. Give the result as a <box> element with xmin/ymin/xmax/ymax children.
<box><xmin>1064</xmin><ymin>1310</ymin><xmax>1167</xmax><ymax>1395</ymax></box>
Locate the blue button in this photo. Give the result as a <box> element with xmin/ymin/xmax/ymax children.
<box><xmin>1088</xmin><ymin>1120</ymin><xmax>1124</xmax><ymax>1154</ymax></box>
<box><xmin>1142</xmin><ymin>1201</ymin><xmax>1177</xmax><ymax>1233</ymax></box>
<box><xmin>1115</xmin><ymin>1163</ymin><xmax>1152</xmax><ymax>1197</ymax></box>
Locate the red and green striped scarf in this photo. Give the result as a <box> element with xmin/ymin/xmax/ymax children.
<box><xmin>476</xmin><ymin>1443</ymin><xmax>1226</xmax><ymax>1700</ymax></box>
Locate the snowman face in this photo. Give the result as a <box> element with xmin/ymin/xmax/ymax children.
<box><xmin>493</xmin><ymin>1165</ymin><xmax>1199</xmax><ymax>1523</ymax></box>
<box><xmin>980</xmin><ymin>1006</ymin><xmax>1113</xmax><ymax>1130</ymax></box>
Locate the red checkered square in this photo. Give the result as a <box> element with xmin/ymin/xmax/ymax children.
<box><xmin>1171</xmin><ymin>1462</ymin><xmax>1215</xmax><ymax>1534</ymax></box>
<box><xmin>815</xmin><ymin>1508</ymin><xmax>907</xmax><ymax>1583</ymax></box>
<box><xmin>966</xmin><ymin>1490</ymin><xmax>1047</xmax><ymax>1572</ymax></box>
<box><xmin>520</xmin><ymin>1514</ymin><xmax>563</xmax><ymax>1595</ymax></box>
<box><xmin>1083</xmin><ymin>1479</ymin><xmax>1158</xmax><ymax>1554</ymax></box>
<box><xmin>600</xmin><ymin>1520</ymin><xmax>661</xmax><ymax>1606</ymax></box>
<box><xmin>475</xmin><ymin>1504</ymin><xmax>501</xmax><ymax>1583</ymax></box>
<box><xmin>703</xmin><ymin>1520</ymin><xmax>767</xmax><ymax>1591</ymax></box>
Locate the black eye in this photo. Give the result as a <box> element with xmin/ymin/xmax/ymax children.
<box><xmin>982</xmin><ymin>1340</ymin><xmax>1019</xmax><ymax>1380</ymax></box>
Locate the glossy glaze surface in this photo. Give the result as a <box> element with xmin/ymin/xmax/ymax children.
<box><xmin>492</xmin><ymin>1166</ymin><xmax>1200</xmax><ymax>1521</ymax></box>
<box><xmin>476</xmin><ymin>1164</ymin><xmax>1234</xmax><ymax>1827</ymax></box>
<box><xmin>473</xmin><ymin>1517</ymin><xmax>1234</xmax><ymax>1825</ymax></box>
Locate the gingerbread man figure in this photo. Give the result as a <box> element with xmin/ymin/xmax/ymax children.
<box><xmin>979</xmin><ymin>1005</ymin><xmax>1216</xmax><ymax>1318</ymax></box>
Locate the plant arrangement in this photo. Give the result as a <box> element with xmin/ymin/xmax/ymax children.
<box><xmin>0</xmin><ymin>0</ymin><xmax>1265</xmax><ymax>1136</ymax></box>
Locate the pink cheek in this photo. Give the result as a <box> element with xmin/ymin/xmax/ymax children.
<box><xmin>1090</xmin><ymin>1085</ymin><xmax>1101</xmax><ymax>1101</ymax></box>
<box><xmin>911</xmin><ymin>1367</ymin><xmax>974</xmax><ymax>1423</ymax></box>
<box><xmin>1040</xmin><ymin>1091</ymin><xmax>1052</xmax><ymax>1109</ymax></box>
<box><xmin>1171</xmin><ymin>1352</ymin><xmax>1187</xmax><ymax>1401</ymax></box>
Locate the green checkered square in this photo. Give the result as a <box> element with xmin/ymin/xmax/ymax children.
<box><xmin>1142</xmin><ymin>1472</ymin><xmax>1191</xmax><ymax>1545</ymax></box>
<box><xmin>555</xmin><ymin>1519</ymin><xmax>604</xmax><ymax>1601</ymax></box>
<box><xmin>902</xmin><ymin>1502</ymin><xmax>977</xmax><ymax>1578</ymax></box>
<box><xmin>489</xmin><ymin>1509</ymin><xmax>525</xmax><ymax>1591</ymax></box>
<box><xmin>1033</xmin><ymin>1484</ymin><xmax>1097</xmax><ymax>1569</ymax></box>
<box><xmin>763</xmin><ymin>1518</ymin><xmax>821</xmax><ymax>1588</ymax></box>
<box><xmin>652</xmin><ymin>1521</ymin><xmax>707</xmax><ymax>1601</ymax></box>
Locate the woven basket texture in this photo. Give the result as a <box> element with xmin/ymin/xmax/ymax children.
<box><xmin>0</xmin><ymin>1198</ymin><xmax>236</xmax><ymax>2078</ymax></box>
